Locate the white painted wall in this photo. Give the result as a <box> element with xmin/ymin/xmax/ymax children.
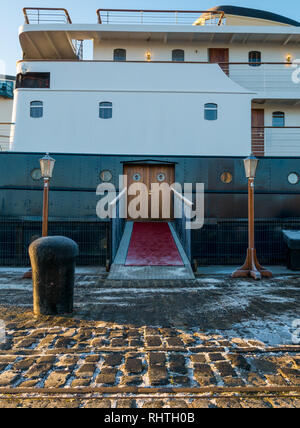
<box><xmin>0</xmin><ymin>98</ymin><xmax>13</xmax><ymax>122</ymax></box>
<box><xmin>0</xmin><ymin>98</ymin><xmax>13</xmax><ymax>151</ymax></box>
<box><xmin>252</xmin><ymin>102</ymin><xmax>300</xmax><ymax>126</ymax></box>
<box><xmin>12</xmin><ymin>61</ymin><xmax>252</xmax><ymax>156</ymax></box>
<box><xmin>251</xmin><ymin>102</ymin><xmax>300</xmax><ymax>156</ymax></box>
<box><xmin>93</xmin><ymin>41</ymin><xmax>300</xmax><ymax>63</ymax></box>
<box><xmin>264</xmin><ymin>104</ymin><xmax>300</xmax><ymax>126</ymax></box>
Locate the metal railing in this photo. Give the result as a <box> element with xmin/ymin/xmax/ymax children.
<box><xmin>193</xmin><ymin>218</ymin><xmax>300</xmax><ymax>266</ymax></box>
<box><xmin>0</xmin><ymin>123</ymin><xmax>14</xmax><ymax>151</ymax></box>
<box><xmin>23</xmin><ymin>7</ymin><xmax>72</xmax><ymax>24</ymax></box>
<box><xmin>0</xmin><ymin>216</ymin><xmax>299</xmax><ymax>267</ymax></box>
<box><xmin>228</xmin><ymin>63</ymin><xmax>300</xmax><ymax>94</ymax></box>
<box><xmin>171</xmin><ymin>187</ymin><xmax>193</xmax><ymax>261</ymax></box>
<box><xmin>109</xmin><ymin>188</ymin><xmax>127</xmax><ymax>263</ymax></box>
<box><xmin>0</xmin><ymin>218</ymin><xmax>109</xmax><ymax>266</ymax></box>
<box><xmin>96</xmin><ymin>9</ymin><xmax>225</xmax><ymax>26</ymax></box>
<box><xmin>252</xmin><ymin>127</ymin><xmax>300</xmax><ymax>157</ymax></box>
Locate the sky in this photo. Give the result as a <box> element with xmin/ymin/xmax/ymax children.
<box><xmin>1</xmin><ymin>0</ymin><xmax>300</xmax><ymax>74</ymax></box>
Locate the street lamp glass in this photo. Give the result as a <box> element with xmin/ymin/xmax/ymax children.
<box><xmin>244</xmin><ymin>154</ymin><xmax>258</xmax><ymax>179</ymax></box>
<box><xmin>40</xmin><ymin>153</ymin><xmax>56</xmax><ymax>178</ymax></box>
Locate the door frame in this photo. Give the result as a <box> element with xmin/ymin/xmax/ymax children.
<box><xmin>123</xmin><ymin>162</ymin><xmax>176</xmax><ymax>222</ymax></box>
<box><xmin>208</xmin><ymin>48</ymin><xmax>229</xmax><ymax>75</ymax></box>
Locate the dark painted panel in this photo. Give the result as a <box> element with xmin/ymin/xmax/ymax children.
<box><xmin>1</xmin><ymin>152</ymin><xmax>300</xmax><ymax>219</ymax></box>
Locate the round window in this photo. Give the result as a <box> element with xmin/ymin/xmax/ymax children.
<box><xmin>100</xmin><ymin>170</ymin><xmax>112</xmax><ymax>182</ymax></box>
<box><xmin>157</xmin><ymin>173</ymin><xmax>166</xmax><ymax>182</ymax></box>
<box><xmin>220</xmin><ymin>171</ymin><xmax>233</xmax><ymax>184</ymax></box>
<box><xmin>30</xmin><ymin>168</ymin><xmax>42</xmax><ymax>181</ymax></box>
<box><xmin>133</xmin><ymin>173</ymin><xmax>141</xmax><ymax>182</ymax></box>
<box><xmin>288</xmin><ymin>172</ymin><xmax>299</xmax><ymax>185</ymax></box>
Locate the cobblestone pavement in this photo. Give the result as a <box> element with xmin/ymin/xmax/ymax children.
<box><xmin>0</xmin><ymin>272</ymin><xmax>299</xmax><ymax>408</ymax></box>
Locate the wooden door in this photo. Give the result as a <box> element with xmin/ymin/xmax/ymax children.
<box><xmin>208</xmin><ymin>48</ymin><xmax>229</xmax><ymax>75</ymax></box>
<box><xmin>149</xmin><ymin>165</ymin><xmax>175</xmax><ymax>221</ymax></box>
<box><xmin>124</xmin><ymin>164</ymin><xmax>175</xmax><ymax>221</ymax></box>
<box><xmin>251</xmin><ymin>109</ymin><xmax>265</xmax><ymax>156</ymax></box>
<box><xmin>124</xmin><ymin>165</ymin><xmax>149</xmax><ymax>221</ymax></box>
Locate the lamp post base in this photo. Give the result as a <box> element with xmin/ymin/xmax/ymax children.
<box><xmin>232</xmin><ymin>249</ymin><xmax>272</xmax><ymax>280</ymax></box>
<box><xmin>22</xmin><ymin>269</ymin><xmax>32</xmax><ymax>279</ymax></box>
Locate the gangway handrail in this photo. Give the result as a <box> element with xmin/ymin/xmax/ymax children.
<box><xmin>171</xmin><ymin>186</ymin><xmax>193</xmax><ymax>208</ymax></box>
<box><xmin>171</xmin><ymin>187</ymin><xmax>193</xmax><ymax>262</ymax></box>
<box><xmin>109</xmin><ymin>187</ymin><xmax>127</xmax><ymax>211</ymax></box>
<box><xmin>108</xmin><ymin>187</ymin><xmax>127</xmax><ymax>265</ymax></box>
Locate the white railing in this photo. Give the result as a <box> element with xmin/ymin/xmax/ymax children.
<box><xmin>265</xmin><ymin>128</ymin><xmax>300</xmax><ymax>156</ymax></box>
<box><xmin>0</xmin><ymin>123</ymin><xmax>14</xmax><ymax>151</ymax></box>
<box><xmin>252</xmin><ymin>127</ymin><xmax>300</xmax><ymax>156</ymax></box>
<box><xmin>109</xmin><ymin>187</ymin><xmax>127</xmax><ymax>262</ymax></box>
<box><xmin>171</xmin><ymin>187</ymin><xmax>193</xmax><ymax>261</ymax></box>
<box><xmin>229</xmin><ymin>63</ymin><xmax>300</xmax><ymax>94</ymax></box>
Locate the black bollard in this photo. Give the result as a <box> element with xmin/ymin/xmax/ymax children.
<box><xmin>29</xmin><ymin>236</ymin><xmax>79</xmax><ymax>316</ymax></box>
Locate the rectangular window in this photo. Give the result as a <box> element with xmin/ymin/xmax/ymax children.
<box><xmin>99</xmin><ymin>102</ymin><xmax>112</xmax><ymax>119</ymax></box>
<box><xmin>272</xmin><ymin>112</ymin><xmax>285</xmax><ymax>127</ymax></box>
<box><xmin>16</xmin><ymin>72</ymin><xmax>50</xmax><ymax>89</ymax></box>
<box><xmin>204</xmin><ymin>103</ymin><xmax>218</xmax><ymax>121</ymax></box>
<box><xmin>30</xmin><ymin>101</ymin><xmax>43</xmax><ymax>118</ymax></box>
<box><xmin>249</xmin><ymin>51</ymin><xmax>262</xmax><ymax>67</ymax></box>
<box><xmin>0</xmin><ymin>80</ymin><xmax>14</xmax><ymax>99</ymax></box>
<box><xmin>172</xmin><ymin>49</ymin><xmax>185</xmax><ymax>62</ymax></box>
<box><xmin>114</xmin><ymin>49</ymin><xmax>126</xmax><ymax>62</ymax></box>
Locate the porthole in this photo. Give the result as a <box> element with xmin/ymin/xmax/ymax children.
<box><xmin>100</xmin><ymin>170</ymin><xmax>112</xmax><ymax>182</ymax></box>
<box><xmin>157</xmin><ymin>173</ymin><xmax>166</xmax><ymax>182</ymax></box>
<box><xmin>30</xmin><ymin>168</ymin><xmax>42</xmax><ymax>181</ymax></box>
<box><xmin>220</xmin><ymin>171</ymin><xmax>233</xmax><ymax>184</ymax></box>
<box><xmin>133</xmin><ymin>173</ymin><xmax>141</xmax><ymax>182</ymax></box>
<box><xmin>288</xmin><ymin>172</ymin><xmax>299</xmax><ymax>185</ymax></box>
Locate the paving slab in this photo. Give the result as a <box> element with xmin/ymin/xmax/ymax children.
<box><xmin>0</xmin><ymin>272</ymin><xmax>299</xmax><ymax>408</ymax></box>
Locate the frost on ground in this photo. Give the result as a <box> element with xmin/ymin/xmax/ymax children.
<box><xmin>0</xmin><ymin>272</ymin><xmax>299</xmax><ymax>347</ymax></box>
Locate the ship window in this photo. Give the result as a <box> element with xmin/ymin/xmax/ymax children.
<box><xmin>172</xmin><ymin>49</ymin><xmax>185</xmax><ymax>62</ymax></box>
<box><xmin>272</xmin><ymin>111</ymin><xmax>285</xmax><ymax>127</ymax></box>
<box><xmin>30</xmin><ymin>101</ymin><xmax>43</xmax><ymax>118</ymax></box>
<box><xmin>204</xmin><ymin>103</ymin><xmax>218</xmax><ymax>121</ymax></box>
<box><xmin>220</xmin><ymin>172</ymin><xmax>233</xmax><ymax>184</ymax></box>
<box><xmin>16</xmin><ymin>72</ymin><xmax>50</xmax><ymax>88</ymax></box>
<box><xmin>99</xmin><ymin>102</ymin><xmax>113</xmax><ymax>119</ymax></box>
<box><xmin>288</xmin><ymin>172</ymin><xmax>299</xmax><ymax>185</ymax></box>
<box><xmin>249</xmin><ymin>51</ymin><xmax>261</xmax><ymax>67</ymax></box>
<box><xmin>113</xmin><ymin>49</ymin><xmax>126</xmax><ymax>62</ymax></box>
<box><xmin>100</xmin><ymin>170</ymin><xmax>113</xmax><ymax>182</ymax></box>
<box><xmin>30</xmin><ymin>168</ymin><xmax>42</xmax><ymax>181</ymax></box>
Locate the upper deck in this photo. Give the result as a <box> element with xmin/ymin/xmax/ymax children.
<box><xmin>19</xmin><ymin>7</ymin><xmax>300</xmax><ymax>61</ymax></box>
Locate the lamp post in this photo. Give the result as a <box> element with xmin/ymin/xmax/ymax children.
<box><xmin>232</xmin><ymin>154</ymin><xmax>272</xmax><ymax>280</ymax></box>
<box><xmin>23</xmin><ymin>153</ymin><xmax>55</xmax><ymax>279</ymax></box>
<box><xmin>40</xmin><ymin>153</ymin><xmax>56</xmax><ymax>237</ymax></box>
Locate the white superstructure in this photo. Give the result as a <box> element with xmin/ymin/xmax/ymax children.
<box><xmin>11</xmin><ymin>6</ymin><xmax>300</xmax><ymax>156</ymax></box>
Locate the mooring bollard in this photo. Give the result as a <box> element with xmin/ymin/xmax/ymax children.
<box><xmin>29</xmin><ymin>236</ymin><xmax>79</xmax><ymax>316</ymax></box>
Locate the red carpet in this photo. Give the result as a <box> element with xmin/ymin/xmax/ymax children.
<box><xmin>125</xmin><ymin>222</ymin><xmax>184</xmax><ymax>266</ymax></box>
